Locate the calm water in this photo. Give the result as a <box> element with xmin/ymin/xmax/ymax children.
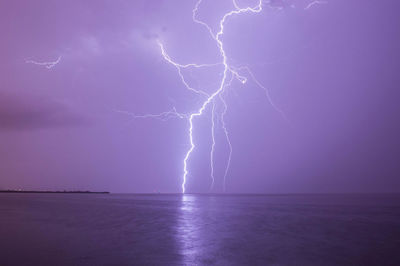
<box><xmin>0</xmin><ymin>194</ymin><xmax>399</xmax><ymax>265</ymax></box>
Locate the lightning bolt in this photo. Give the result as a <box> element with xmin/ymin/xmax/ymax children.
<box><xmin>123</xmin><ymin>0</ymin><xmax>286</xmax><ymax>193</ymax></box>
<box><xmin>219</xmin><ymin>89</ymin><xmax>233</xmax><ymax>193</ymax></box>
<box><xmin>158</xmin><ymin>41</ymin><xmax>220</xmax><ymax>97</ymax></box>
<box><xmin>115</xmin><ymin>107</ymin><xmax>187</xmax><ymax>122</ymax></box>
<box><xmin>179</xmin><ymin>0</ymin><xmax>265</xmax><ymax>193</ymax></box>
<box><xmin>25</xmin><ymin>56</ymin><xmax>62</xmax><ymax>69</ymax></box>
<box><xmin>210</xmin><ymin>100</ymin><xmax>216</xmax><ymax>191</ymax></box>
<box><xmin>304</xmin><ymin>0</ymin><xmax>328</xmax><ymax>10</ymax></box>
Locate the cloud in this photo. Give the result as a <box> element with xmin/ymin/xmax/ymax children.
<box><xmin>0</xmin><ymin>93</ymin><xmax>88</xmax><ymax>131</ymax></box>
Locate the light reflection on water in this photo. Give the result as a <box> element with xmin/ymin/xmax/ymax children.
<box><xmin>179</xmin><ymin>194</ymin><xmax>200</xmax><ymax>262</ymax></box>
<box><xmin>178</xmin><ymin>194</ymin><xmax>225</xmax><ymax>265</ymax></box>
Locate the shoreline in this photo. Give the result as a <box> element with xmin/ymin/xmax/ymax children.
<box><xmin>0</xmin><ymin>190</ymin><xmax>110</xmax><ymax>194</ymax></box>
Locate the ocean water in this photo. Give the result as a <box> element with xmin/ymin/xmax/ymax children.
<box><xmin>0</xmin><ymin>194</ymin><xmax>399</xmax><ymax>266</ymax></box>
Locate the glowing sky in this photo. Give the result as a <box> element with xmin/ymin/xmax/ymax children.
<box><xmin>1</xmin><ymin>0</ymin><xmax>399</xmax><ymax>193</ymax></box>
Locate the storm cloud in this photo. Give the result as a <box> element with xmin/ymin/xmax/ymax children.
<box><xmin>0</xmin><ymin>0</ymin><xmax>399</xmax><ymax>193</ymax></box>
<box><xmin>0</xmin><ymin>93</ymin><xmax>87</xmax><ymax>130</ymax></box>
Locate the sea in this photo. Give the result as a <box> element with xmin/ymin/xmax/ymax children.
<box><xmin>0</xmin><ymin>193</ymin><xmax>399</xmax><ymax>265</ymax></box>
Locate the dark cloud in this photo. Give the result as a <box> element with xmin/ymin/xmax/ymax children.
<box><xmin>0</xmin><ymin>93</ymin><xmax>87</xmax><ymax>130</ymax></box>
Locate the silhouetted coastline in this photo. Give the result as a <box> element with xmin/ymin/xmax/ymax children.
<box><xmin>0</xmin><ymin>190</ymin><xmax>109</xmax><ymax>194</ymax></box>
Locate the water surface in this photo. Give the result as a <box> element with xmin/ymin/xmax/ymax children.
<box><xmin>0</xmin><ymin>193</ymin><xmax>399</xmax><ymax>265</ymax></box>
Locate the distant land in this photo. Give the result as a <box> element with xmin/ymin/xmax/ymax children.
<box><xmin>0</xmin><ymin>190</ymin><xmax>109</xmax><ymax>194</ymax></box>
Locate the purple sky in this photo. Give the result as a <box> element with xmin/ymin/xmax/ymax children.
<box><xmin>1</xmin><ymin>0</ymin><xmax>399</xmax><ymax>193</ymax></box>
